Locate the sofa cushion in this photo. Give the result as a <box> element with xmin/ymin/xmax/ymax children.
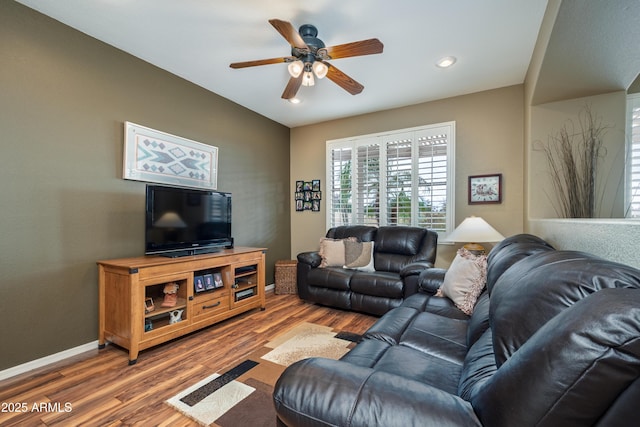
<box><xmin>401</xmin><ymin>293</ymin><xmax>469</xmax><ymax>320</ymax></box>
<box><xmin>344</xmin><ymin>240</ymin><xmax>375</xmax><ymax>271</ymax></box>
<box><xmin>491</xmin><ymin>250</ymin><xmax>640</xmax><ymax>367</ymax></box>
<box><xmin>437</xmin><ymin>248</ymin><xmax>487</xmax><ymax>315</ymax></box>
<box><xmin>318</xmin><ymin>237</ymin><xmax>355</xmax><ymax>268</ymax></box>
<box><xmin>350</xmin><ymin>271</ymin><xmax>404</xmax><ymax>298</ymax></box>
<box><xmin>474</xmin><ymin>289</ymin><xmax>640</xmax><ymax>427</ymax></box>
<box><xmin>326</xmin><ymin>225</ymin><xmax>377</xmax><ymax>242</ymax></box>
<box><xmin>371</xmin><ymin>345</ymin><xmax>463</xmax><ymax>394</ymax></box>
<box><xmin>307</xmin><ymin>267</ymin><xmax>355</xmax><ymax>291</ymax></box>
<box><xmin>373</xmin><ymin>226</ymin><xmax>437</xmax><ymax>273</ymax></box>
<box><xmin>485</xmin><ymin>234</ymin><xmax>555</xmax><ymax>294</ymax></box>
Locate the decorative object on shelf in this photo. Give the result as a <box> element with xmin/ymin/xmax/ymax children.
<box><xmin>144</xmin><ymin>297</ymin><xmax>155</xmax><ymax>314</ymax></box>
<box><xmin>169</xmin><ymin>309</ymin><xmax>184</xmax><ymax>325</ymax></box>
<box><xmin>468</xmin><ymin>174</ymin><xmax>502</xmax><ymax>204</ymax></box>
<box><xmin>445</xmin><ymin>216</ymin><xmax>505</xmax><ymax>254</ymax></box>
<box><xmin>537</xmin><ymin>105</ymin><xmax>608</xmax><ymax>218</ymax></box>
<box><xmin>295</xmin><ymin>179</ymin><xmax>322</xmax><ymax>211</ymax></box>
<box><xmin>144</xmin><ymin>319</ymin><xmax>153</xmax><ymax>332</ymax></box>
<box><xmin>161</xmin><ymin>282</ymin><xmax>179</xmax><ymax>307</ymax></box>
<box><xmin>123</xmin><ymin>121</ymin><xmax>218</xmax><ymax>190</ymax></box>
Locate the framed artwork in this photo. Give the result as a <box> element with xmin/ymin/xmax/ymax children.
<box><xmin>123</xmin><ymin>121</ymin><xmax>218</xmax><ymax>189</ymax></box>
<box><xmin>468</xmin><ymin>174</ymin><xmax>502</xmax><ymax>204</ymax></box>
<box><xmin>295</xmin><ymin>179</ymin><xmax>322</xmax><ymax>211</ymax></box>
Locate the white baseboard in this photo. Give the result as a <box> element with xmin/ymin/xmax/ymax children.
<box><xmin>0</xmin><ymin>340</ymin><xmax>98</xmax><ymax>382</ymax></box>
<box><xmin>266</xmin><ymin>283</ymin><xmax>275</xmax><ymax>292</ymax></box>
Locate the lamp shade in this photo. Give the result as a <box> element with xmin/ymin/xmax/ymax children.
<box><xmin>287</xmin><ymin>60</ymin><xmax>304</xmax><ymax>78</ymax></box>
<box><xmin>312</xmin><ymin>61</ymin><xmax>328</xmax><ymax>79</ymax></box>
<box><xmin>446</xmin><ymin>216</ymin><xmax>504</xmax><ymax>243</ymax></box>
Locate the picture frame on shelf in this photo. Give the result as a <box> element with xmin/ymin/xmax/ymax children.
<box><xmin>194</xmin><ymin>275</ymin><xmax>205</xmax><ymax>293</ymax></box>
<box><xmin>213</xmin><ymin>272</ymin><xmax>224</xmax><ymax>289</ymax></box>
<box><xmin>468</xmin><ymin>173</ymin><xmax>502</xmax><ymax>204</ymax></box>
<box><xmin>203</xmin><ymin>274</ymin><xmax>215</xmax><ymax>290</ymax></box>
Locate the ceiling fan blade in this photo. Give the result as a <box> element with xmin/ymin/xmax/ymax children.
<box><xmin>321</xmin><ymin>38</ymin><xmax>384</xmax><ymax>60</ymax></box>
<box><xmin>230</xmin><ymin>56</ymin><xmax>293</xmax><ymax>69</ymax></box>
<box><xmin>281</xmin><ymin>74</ymin><xmax>303</xmax><ymax>99</ymax></box>
<box><xmin>269</xmin><ymin>19</ymin><xmax>308</xmax><ymax>50</ymax></box>
<box><xmin>326</xmin><ymin>64</ymin><xmax>364</xmax><ymax>95</ymax></box>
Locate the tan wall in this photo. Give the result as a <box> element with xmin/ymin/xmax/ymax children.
<box><xmin>0</xmin><ymin>2</ymin><xmax>290</xmax><ymax>370</ymax></box>
<box><xmin>291</xmin><ymin>85</ymin><xmax>525</xmax><ymax>268</ymax></box>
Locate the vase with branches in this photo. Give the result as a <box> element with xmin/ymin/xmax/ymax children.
<box><xmin>540</xmin><ymin>105</ymin><xmax>609</xmax><ymax>218</ymax></box>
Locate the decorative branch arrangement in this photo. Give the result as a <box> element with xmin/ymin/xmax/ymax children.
<box><xmin>540</xmin><ymin>105</ymin><xmax>609</xmax><ymax>218</ymax></box>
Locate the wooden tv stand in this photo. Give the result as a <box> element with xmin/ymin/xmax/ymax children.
<box><xmin>97</xmin><ymin>247</ymin><xmax>266</xmax><ymax>364</ymax></box>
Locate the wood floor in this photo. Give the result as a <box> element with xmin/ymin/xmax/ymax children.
<box><xmin>0</xmin><ymin>293</ymin><xmax>377</xmax><ymax>426</ymax></box>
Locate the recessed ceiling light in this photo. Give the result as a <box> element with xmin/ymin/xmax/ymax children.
<box><xmin>436</xmin><ymin>56</ymin><xmax>457</xmax><ymax>68</ymax></box>
<box><xmin>288</xmin><ymin>98</ymin><xmax>302</xmax><ymax>104</ymax></box>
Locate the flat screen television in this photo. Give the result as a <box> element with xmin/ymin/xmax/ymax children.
<box><xmin>145</xmin><ymin>185</ymin><xmax>233</xmax><ymax>256</ymax></box>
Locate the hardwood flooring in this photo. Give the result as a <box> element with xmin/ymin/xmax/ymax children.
<box><xmin>0</xmin><ymin>293</ymin><xmax>377</xmax><ymax>426</ymax></box>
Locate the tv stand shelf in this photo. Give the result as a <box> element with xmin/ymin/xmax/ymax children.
<box><xmin>97</xmin><ymin>247</ymin><xmax>266</xmax><ymax>364</ymax></box>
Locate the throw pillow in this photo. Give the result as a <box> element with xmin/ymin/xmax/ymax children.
<box><xmin>436</xmin><ymin>248</ymin><xmax>488</xmax><ymax>315</ymax></box>
<box><xmin>318</xmin><ymin>237</ymin><xmax>356</xmax><ymax>268</ymax></box>
<box><xmin>343</xmin><ymin>241</ymin><xmax>375</xmax><ymax>272</ymax></box>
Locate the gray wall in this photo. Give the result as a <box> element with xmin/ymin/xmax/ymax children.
<box><xmin>1</xmin><ymin>2</ymin><xmax>290</xmax><ymax>370</ymax></box>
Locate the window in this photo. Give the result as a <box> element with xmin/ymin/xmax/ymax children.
<box><xmin>627</xmin><ymin>94</ymin><xmax>640</xmax><ymax>218</ymax></box>
<box><xmin>326</xmin><ymin>122</ymin><xmax>455</xmax><ymax>234</ymax></box>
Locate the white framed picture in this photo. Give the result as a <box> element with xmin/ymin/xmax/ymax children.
<box><xmin>123</xmin><ymin>121</ymin><xmax>218</xmax><ymax>189</ymax></box>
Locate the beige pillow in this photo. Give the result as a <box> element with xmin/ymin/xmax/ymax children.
<box><xmin>344</xmin><ymin>241</ymin><xmax>375</xmax><ymax>272</ymax></box>
<box><xmin>436</xmin><ymin>248</ymin><xmax>487</xmax><ymax>315</ymax></box>
<box><xmin>319</xmin><ymin>237</ymin><xmax>356</xmax><ymax>268</ymax></box>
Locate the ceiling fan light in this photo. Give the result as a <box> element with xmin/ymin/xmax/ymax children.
<box><xmin>302</xmin><ymin>71</ymin><xmax>315</xmax><ymax>87</ymax></box>
<box><xmin>288</xmin><ymin>60</ymin><xmax>304</xmax><ymax>77</ymax></box>
<box><xmin>312</xmin><ymin>61</ymin><xmax>328</xmax><ymax>79</ymax></box>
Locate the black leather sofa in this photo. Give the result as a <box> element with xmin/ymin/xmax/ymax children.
<box><xmin>274</xmin><ymin>234</ymin><xmax>640</xmax><ymax>426</ymax></box>
<box><xmin>296</xmin><ymin>225</ymin><xmax>438</xmax><ymax>316</ymax></box>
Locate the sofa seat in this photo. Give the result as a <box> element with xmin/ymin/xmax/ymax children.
<box><xmin>297</xmin><ymin>225</ymin><xmax>438</xmax><ymax>316</ymax></box>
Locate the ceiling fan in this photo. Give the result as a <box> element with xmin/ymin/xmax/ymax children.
<box><xmin>230</xmin><ymin>19</ymin><xmax>383</xmax><ymax>99</ymax></box>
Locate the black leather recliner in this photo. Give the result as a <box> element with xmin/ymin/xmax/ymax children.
<box><xmin>274</xmin><ymin>234</ymin><xmax>640</xmax><ymax>426</ymax></box>
<box><xmin>296</xmin><ymin>225</ymin><xmax>438</xmax><ymax>316</ymax></box>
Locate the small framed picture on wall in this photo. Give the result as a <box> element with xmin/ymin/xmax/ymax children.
<box><xmin>468</xmin><ymin>174</ymin><xmax>502</xmax><ymax>204</ymax></box>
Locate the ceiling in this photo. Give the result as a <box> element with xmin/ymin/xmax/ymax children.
<box><xmin>16</xmin><ymin>0</ymin><xmax>549</xmax><ymax>128</ymax></box>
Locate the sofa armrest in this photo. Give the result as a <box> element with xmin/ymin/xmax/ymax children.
<box><xmin>399</xmin><ymin>261</ymin><xmax>434</xmax><ymax>278</ymax></box>
<box><xmin>418</xmin><ymin>267</ymin><xmax>447</xmax><ymax>294</ymax></box>
<box><xmin>297</xmin><ymin>251</ymin><xmax>322</xmax><ymax>268</ymax></box>
<box><xmin>274</xmin><ymin>358</ymin><xmax>481</xmax><ymax>427</ymax></box>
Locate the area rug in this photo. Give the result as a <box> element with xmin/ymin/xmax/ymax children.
<box><xmin>166</xmin><ymin>322</ymin><xmax>361</xmax><ymax>426</ymax></box>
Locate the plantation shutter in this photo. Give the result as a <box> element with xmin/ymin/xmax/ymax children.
<box><xmin>627</xmin><ymin>94</ymin><xmax>640</xmax><ymax>218</ymax></box>
<box><xmin>328</xmin><ymin>146</ymin><xmax>352</xmax><ymax>227</ymax></box>
<box><xmin>416</xmin><ymin>129</ymin><xmax>450</xmax><ymax>232</ymax></box>
<box><xmin>355</xmin><ymin>141</ymin><xmax>381</xmax><ymax>225</ymax></box>
<box><xmin>326</xmin><ymin>122</ymin><xmax>455</xmax><ymax>234</ymax></box>
<box><xmin>385</xmin><ymin>134</ymin><xmax>413</xmax><ymax>225</ymax></box>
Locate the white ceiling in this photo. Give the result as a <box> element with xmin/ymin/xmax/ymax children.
<box><xmin>16</xmin><ymin>0</ymin><xmax>549</xmax><ymax>128</ymax></box>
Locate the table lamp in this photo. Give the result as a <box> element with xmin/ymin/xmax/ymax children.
<box><xmin>445</xmin><ymin>216</ymin><xmax>505</xmax><ymax>253</ymax></box>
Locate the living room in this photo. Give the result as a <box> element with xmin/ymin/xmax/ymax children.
<box><xmin>2</xmin><ymin>0</ymin><xmax>640</xmax><ymax>424</ymax></box>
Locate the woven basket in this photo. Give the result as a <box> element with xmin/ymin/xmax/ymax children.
<box><xmin>275</xmin><ymin>260</ymin><xmax>297</xmax><ymax>294</ymax></box>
